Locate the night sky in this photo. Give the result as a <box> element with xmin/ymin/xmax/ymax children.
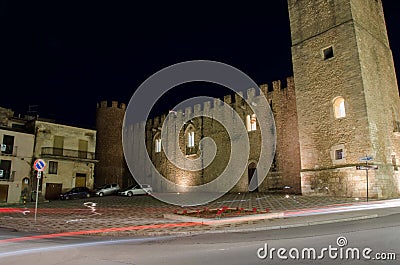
<box><xmin>1</xmin><ymin>1</ymin><xmax>400</xmax><ymax>129</ymax></box>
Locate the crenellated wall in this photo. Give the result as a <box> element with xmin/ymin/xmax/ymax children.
<box><xmin>141</xmin><ymin>77</ymin><xmax>302</xmax><ymax>193</ymax></box>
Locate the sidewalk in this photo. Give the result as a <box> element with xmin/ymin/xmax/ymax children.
<box><xmin>0</xmin><ymin>193</ymin><xmax>399</xmax><ymax>237</ymax></box>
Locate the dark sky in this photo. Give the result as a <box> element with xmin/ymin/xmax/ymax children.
<box><xmin>1</xmin><ymin>1</ymin><xmax>400</xmax><ymax>128</ymax></box>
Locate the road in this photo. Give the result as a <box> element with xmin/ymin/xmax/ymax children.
<box><xmin>0</xmin><ymin>213</ymin><xmax>399</xmax><ymax>265</ymax></box>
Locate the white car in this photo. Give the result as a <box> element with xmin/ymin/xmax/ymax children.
<box><xmin>95</xmin><ymin>183</ymin><xmax>120</xmax><ymax>197</ymax></box>
<box><xmin>118</xmin><ymin>184</ymin><xmax>152</xmax><ymax>197</ymax></box>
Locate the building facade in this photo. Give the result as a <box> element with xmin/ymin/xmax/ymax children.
<box><xmin>32</xmin><ymin>120</ymin><xmax>97</xmax><ymax>200</ymax></box>
<box><xmin>0</xmin><ymin>127</ymin><xmax>34</xmax><ymax>203</ymax></box>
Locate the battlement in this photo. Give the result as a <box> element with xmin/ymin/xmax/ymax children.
<box><xmin>146</xmin><ymin>76</ymin><xmax>294</xmax><ymax>128</ymax></box>
<box><xmin>97</xmin><ymin>100</ymin><xmax>126</xmax><ymax>110</ymax></box>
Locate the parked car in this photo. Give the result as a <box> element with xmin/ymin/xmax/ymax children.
<box><xmin>60</xmin><ymin>187</ymin><xmax>93</xmax><ymax>200</ymax></box>
<box><xmin>95</xmin><ymin>183</ymin><xmax>120</xmax><ymax>197</ymax></box>
<box><xmin>118</xmin><ymin>184</ymin><xmax>152</xmax><ymax>197</ymax></box>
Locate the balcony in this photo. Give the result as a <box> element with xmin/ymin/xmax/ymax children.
<box><xmin>41</xmin><ymin>147</ymin><xmax>96</xmax><ymax>161</ymax></box>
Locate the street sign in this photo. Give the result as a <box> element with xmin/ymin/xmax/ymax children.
<box><xmin>359</xmin><ymin>156</ymin><xmax>373</xmax><ymax>162</ymax></box>
<box><xmin>356</xmin><ymin>165</ymin><xmax>378</xmax><ymax>170</ymax></box>
<box><xmin>32</xmin><ymin>159</ymin><xmax>46</xmax><ymax>223</ymax></box>
<box><xmin>33</xmin><ymin>159</ymin><xmax>46</xmax><ymax>172</ymax></box>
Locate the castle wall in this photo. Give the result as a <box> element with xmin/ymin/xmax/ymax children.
<box><xmin>143</xmin><ymin>78</ymin><xmax>301</xmax><ymax>194</ymax></box>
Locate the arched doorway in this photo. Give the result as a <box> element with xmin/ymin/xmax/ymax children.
<box><xmin>248</xmin><ymin>162</ymin><xmax>259</xmax><ymax>192</ymax></box>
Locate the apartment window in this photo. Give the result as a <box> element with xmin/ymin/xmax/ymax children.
<box><xmin>53</xmin><ymin>136</ymin><xmax>64</xmax><ymax>156</ymax></box>
<box><xmin>323</xmin><ymin>46</ymin><xmax>334</xmax><ymax>60</ymax></box>
<box><xmin>48</xmin><ymin>161</ymin><xmax>58</xmax><ymax>174</ymax></box>
<box><xmin>2</xmin><ymin>135</ymin><xmax>14</xmax><ymax>155</ymax></box>
<box><xmin>333</xmin><ymin>97</ymin><xmax>346</xmax><ymax>119</ymax></box>
<box><xmin>246</xmin><ymin>114</ymin><xmax>257</xmax><ymax>131</ymax></box>
<box><xmin>78</xmin><ymin>140</ymin><xmax>88</xmax><ymax>159</ymax></box>
<box><xmin>187</xmin><ymin>131</ymin><xmax>195</xmax><ymax>148</ymax></box>
<box><xmin>335</xmin><ymin>149</ymin><xmax>344</xmax><ymax>160</ymax></box>
<box><xmin>155</xmin><ymin>138</ymin><xmax>162</xmax><ymax>153</ymax></box>
<box><xmin>0</xmin><ymin>160</ymin><xmax>11</xmax><ymax>180</ymax></box>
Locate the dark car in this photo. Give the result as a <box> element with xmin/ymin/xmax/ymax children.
<box><xmin>60</xmin><ymin>187</ymin><xmax>93</xmax><ymax>200</ymax></box>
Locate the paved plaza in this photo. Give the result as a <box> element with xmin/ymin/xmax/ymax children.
<box><xmin>0</xmin><ymin>193</ymin><xmax>377</xmax><ymax>236</ymax></box>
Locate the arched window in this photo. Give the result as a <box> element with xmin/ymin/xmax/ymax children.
<box><xmin>187</xmin><ymin>131</ymin><xmax>195</xmax><ymax>147</ymax></box>
<box><xmin>246</xmin><ymin>114</ymin><xmax>257</xmax><ymax>131</ymax></box>
<box><xmin>333</xmin><ymin>97</ymin><xmax>346</xmax><ymax>119</ymax></box>
<box><xmin>154</xmin><ymin>138</ymin><xmax>161</xmax><ymax>153</ymax></box>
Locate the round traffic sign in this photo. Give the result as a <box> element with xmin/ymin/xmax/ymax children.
<box><xmin>33</xmin><ymin>159</ymin><xmax>46</xmax><ymax>172</ymax></box>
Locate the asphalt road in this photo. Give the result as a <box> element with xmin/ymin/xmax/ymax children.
<box><xmin>0</xmin><ymin>213</ymin><xmax>399</xmax><ymax>265</ymax></box>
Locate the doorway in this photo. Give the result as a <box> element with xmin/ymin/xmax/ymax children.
<box><xmin>248</xmin><ymin>162</ymin><xmax>259</xmax><ymax>192</ymax></box>
<box><xmin>0</xmin><ymin>185</ymin><xmax>9</xmax><ymax>202</ymax></box>
<box><xmin>75</xmin><ymin>173</ymin><xmax>86</xmax><ymax>187</ymax></box>
<box><xmin>45</xmin><ymin>183</ymin><xmax>62</xmax><ymax>200</ymax></box>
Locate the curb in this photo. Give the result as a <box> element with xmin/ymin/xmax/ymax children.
<box><xmin>164</xmin><ymin>212</ymin><xmax>284</xmax><ymax>226</ymax></box>
<box><xmin>160</xmin><ymin>214</ymin><xmax>380</xmax><ymax>237</ymax></box>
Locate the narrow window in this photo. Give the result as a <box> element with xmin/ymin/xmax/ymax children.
<box><xmin>188</xmin><ymin>131</ymin><xmax>195</xmax><ymax>147</ymax></box>
<box><xmin>246</xmin><ymin>114</ymin><xmax>257</xmax><ymax>131</ymax></box>
<box><xmin>155</xmin><ymin>138</ymin><xmax>162</xmax><ymax>153</ymax></box>
<box><xmin>323</xmin><ymin>46</ymin><xmax>334</xmax><ymax>60</ymax></box>
<box><xmin>335</xmin><ymin>149</ymin><xmax>343</xmax><ymax>160</ymax></box>
<box><xmin>391</xmin><ymin>108</ymin><xmax>400</xmax><ymax>132</ymax></box>
<box><xmin>333</xmin><ymin>97</ymin><xmax>346</xmax><ymax>119</ymax></box>
<box><xmin>392</xmin><ymin>155</ymin><xmax>398</xmax><ymax>171</ymax></box>
<box><xmin>48</xmin><ymin>161</ymin><xmax>58</xmax><ymax>174</ymax></box>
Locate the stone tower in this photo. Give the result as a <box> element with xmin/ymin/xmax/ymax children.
<box><xmin>95</xmin><ymin>101</ymin><xmax>133</xmax><ymax>188</ymax></box>
<box><xmin>288</xmin><ymin>0</ymin><xmax>400</xmax><ymax>198</ymax></box>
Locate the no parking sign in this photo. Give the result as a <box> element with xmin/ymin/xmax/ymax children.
<box><xmin>33</xmin><ymin>159</ymin><xmax>46</xmax><ymax>175</ymax></box>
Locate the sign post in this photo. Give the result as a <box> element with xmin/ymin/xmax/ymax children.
<box><xmin>33</xmin><ymin>159</ymin><xmax>46</xmax><ymax>223</ymax></box>
<box><xmin>357</xmin><ymin>156</ymin><xmax>377</xmax><ymax>202</ymax></box>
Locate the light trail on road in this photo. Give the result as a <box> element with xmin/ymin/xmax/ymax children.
<box><xmin>0</xmin><ymin>222</ymin><xmax>203</xmax><ymax>244</ymax></box>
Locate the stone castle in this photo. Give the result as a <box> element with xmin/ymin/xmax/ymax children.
<box><xmin>95</xmin><ymin>0</ymin><xmax>400</xmax><ymax>198</ymax></box>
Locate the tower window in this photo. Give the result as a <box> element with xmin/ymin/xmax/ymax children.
<box><xmin>187</xmin><ymin>131</ymin><xmax>195</xmax><ymax>147</ymax></box>
<box><xmin>391</xmin><ymin>108</ymin><xmax>400</xmax><ymax>132</ymax></box>
<box><xmin>323</xmin><ymin>46</ymin><xmax>334</xmax><ymax>60</ymax></box>
<box><xmin>246</xmin><ymin>114</ymin><xmax>257</xmax><ymax>131</ymax></box>
<box><xmin>155</xmin><ymin>138</ymin><xmax>162</xmax><ymax>153</ymax></box>
<box><xmin>335</xmin><ymin>149</ymin><xmax>343</xmax><ymax>160</ymax></box>
<box><xmin>333</xmin><ymin>97</ymin><xmax>346</xmax><ymax>119</ymax></box>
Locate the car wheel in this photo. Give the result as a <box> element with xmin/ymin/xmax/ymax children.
<box><xmin>65</xmin><ymin>196</ymin><xmax>70</xmax><ymax>200</ymax></box>
<box><xmin>99</xmin><ymin>192</ymin><xmax>104</xmax><ymax>197</ymax></box>
<box><xmin>127</xmin><ymin>191</ymin><xmax>133</xmax><ymax>197</ymax></box>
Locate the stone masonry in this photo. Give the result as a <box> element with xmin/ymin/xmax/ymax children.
<box><xmin>96</xmin><ymin>0</ymin><xmax>400</xmax><ymax>198</ymax></box>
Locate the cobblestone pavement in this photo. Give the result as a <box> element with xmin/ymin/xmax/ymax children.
<box><xmin>0</xmin><ymin>193</ymin><xmax>373</xmax><ymax>236</ymax></box>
